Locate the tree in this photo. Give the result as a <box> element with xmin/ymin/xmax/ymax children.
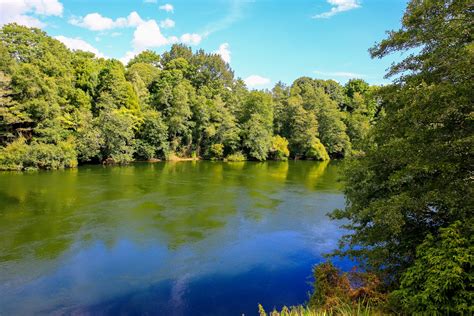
<box><xmin>96</xmin><ymin>108</ymin><xmax>137</xmax><ymax>163</ymax></box>
<box><xmin>0</xmin><ymin>23</ymin><xmax>381</xmax><ymax>169</ymax></box>
<box><xmin>127</xmin><ymin>50</ymin><xmax>161</xmax><ymax>68</ymax></box>
<box><xmin>242</xmin><ymin>113</ymin><xmax>272</xmax><ymax>161</ymax></box>
<box><xmin>241</xmin><ymin>91</ymin><xmax>273</xmax><ymax>160</ymax></box>
<box><xmin>95</xmin><ymin>59</ymin><xmax>139</xmax><ymax>113</ymax></box>
<box><xmin>285</xmin><ymin>95</ymin><xmax>320</xmax><ymax>158</ymax></box>
<box><xmin>331</xmin><ymin>2</ymin><xmax>473</xmax><ymax>312</ymax></box>
<box><xmin>135</xmin><ymin>109</ymin><xmax>169</xmax><ymax>160</ymax></box>
<box><xmin>317</xmin><ymin>98</ymin><xmax>351</xmax><ymax>158</ymax></box>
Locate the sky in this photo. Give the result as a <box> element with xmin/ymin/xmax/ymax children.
<box><xmin>0</xmin><ymin>0</ymin><xmax>409</xmax><ymax>88</ymax></box>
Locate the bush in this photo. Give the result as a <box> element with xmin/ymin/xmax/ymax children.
<box><xmin>306</xmin><ymin>138</ymin><xmax>330</xmax><ymax>161</ymax></box>
<box><xmin>309</xmin><ymin>262</ymin><xmax>386</xmax><ymax>312</ymax></box>
<box><xmin>209</xmin><ymin>143</ymin><xmax>224</xmax><ymax>160</ymax></box>
<box><xmin>391</xmin><ymin>221</ymin><xmax>473</xmax><ymax>314</ymax></box>
<box><xmin>269</xmin><ymin>135</ymin><xmax>290</xmax><ymax>160</ymax></box>
<box><xmin>225</xmin><ymin>151</ymin><xmax>246</xmax><ymax>162</ymax></box>
<box><xmin>134</xmin><ymin>139</ymin><xmax>155</xmax><ymax>160</ymax></box>
<box><xmin>0</xmin><ymin>137</ymin><xmax>78</xmax><ymax>170</ymax></box>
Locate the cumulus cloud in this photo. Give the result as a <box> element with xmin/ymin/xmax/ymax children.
<box><xmin>313</xmin><ymin>0</ymin><xmax>360</xmax><ymax>19</ymax></box>
<box><xmin>313</xmin><ymin>70</ymin><xmax>365</xmax><ymax>78</ymax></box>
<box><xmin>214</xmin><ymin>43</ymin><xmax>231</xmax><ymax>63</ymax></box>
<box><xmin>159</xmin><ymin>18</ymin><xmax>175</xmax><ymax>28</ymax></box>
<box><xmin>120</xmin><ymin>50</ymin><xmax>140</xmax><ymax>65</ymax></box>
<box><xmin>132</xmin><ymin>20</ymin><xmax>169</xmax><ymax>49</ymax></box>
<box><xmin>0</xmin><ymin>0</ymin><xmax>63</xmax><ymax>27</ymax></box>
<box><xmin>159</xmin><ymin>4</ymin><xmax>174</xmax><ymax>12</ymax></box>
<box><xmin>69</xmin><ymin>11</ymin><xmax>144</xmax><ymax>31</ymax></box>
<box><xmin>244</xmin><ymin>75</ymin><xmax>271</xmax><ymax>88</ymax></box>
<box><xmin>126</xmin><ymin>22</ymin><xmax>201</xmax><ymax>64</ymax></box>
<box><xmin>54</xmin><ymin>35</ymin><xmax>104</xmax><ymax>57</ymax></box>
<box><xmin>179</xmin><ymin>33</ymin><xmax>202</xmax><ymax>45</ymax></box>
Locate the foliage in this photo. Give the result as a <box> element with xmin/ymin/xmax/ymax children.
<box><xmin>269</xmin><ymin>135</ymin><xmax>289</xmax><ymax>160</ymax></box>
<box><xmin>135</xmin><ymin>110</ymin><xmax>169</xmax><ymax>160</ymax></box>
<box><xmin>0</xmin><ymin>136</ymin><xmax>77</xmax><ymax>170</ymax></box>
<box><xmin>225</xmin><ymin>151</ymin><xmax>246</xmax><ymax>162</ymax></box>
<box><xmin>331</xmin><ymin>0</ymin><xmax>473</xmax><ymax>313</ymax></box>
<box><xmin>96</xmin><ymin>109</ymin><xmax>137</xmax><ymax>164</ymax></box>
<box><xmin>0</xmin><ymin>23</ymin><xmax>379</xmax><ymax>169</ymax></box>
<box><xmin>306</xmin><ymin>138</ymin><xmax>330</xmax><ymax>161</ymax></box>
<box><xmin>209</xmin><ymin>143</ymin><xmax>224</xmax><ymax>160</ymax></box>
<box><xmin>391</xmin><ymin>221</ymin><xmax>474</xmax><ymax>314</ymax></box>
<box><xmin>257</xmin><ymin>301</ymin><xmax>380</xmax><ymax>316</ymax></box>
<box><xmin>309</xmin><ymin>262</ymin><xmax>386</xmax><ymax>311</ymax></box>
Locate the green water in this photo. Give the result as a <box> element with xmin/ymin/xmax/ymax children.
<box><xmin>0</xmin><ymin>161</ymin><xmax>346</xmax><ymax>315</ymax></box>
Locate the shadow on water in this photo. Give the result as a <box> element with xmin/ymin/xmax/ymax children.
<box><xmin>0</xmin><ymin>161</ymin><xmax>349</xmax><ymax>315</ymax></box>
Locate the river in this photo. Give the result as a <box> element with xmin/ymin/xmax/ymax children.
<box><xmin>0</xmin><ymin>161</ymin><xmax>349</xmax><ymax>315</ymax></box>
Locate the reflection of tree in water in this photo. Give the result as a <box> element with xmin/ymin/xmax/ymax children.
<box><xmin>0</xmin><ymin>161</ymin><xmax>341</xmax><ymax>265</ymax></box>
<box><xmin>0</xmin><ymin>169</ymin><xmax>83</xmax><ymax>263</ymax></box>
<box><xmin>304</xmin><ymin>160</ymin><xmax>329</xmax><ymax>190</ymax></box>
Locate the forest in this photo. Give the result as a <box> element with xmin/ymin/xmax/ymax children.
<box><xmin>0</xmin><ymin>0</ymin><xmax>472</xmax><ymax>314</ymax></box>
<box><xmin>0</xmin><ymin>23</ymin><xmax>378</xmax><ymax>170</ymax></box>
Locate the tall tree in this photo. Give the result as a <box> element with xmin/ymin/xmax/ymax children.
<box><xmin>331</xmin><ymin>1</ymin><xmax>473</xmax><ymax>313</ymax></box>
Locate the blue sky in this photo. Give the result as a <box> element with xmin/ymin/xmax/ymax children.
<box><xmin>0</xmin><ymin>0</ymin><xmax>408</xmax><ymax>88</ymax></box>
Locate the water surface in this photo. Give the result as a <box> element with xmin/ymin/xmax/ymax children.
<box><xmin>0</xmin><ymin>161</ymin><xmax>348</xmax><ymax>315</ymax></box>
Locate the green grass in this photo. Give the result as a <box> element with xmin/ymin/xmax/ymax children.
<box><xmin>257</xmin><ymin>300</ymin><xmax>385</xmax><ymax>316</ymax></box>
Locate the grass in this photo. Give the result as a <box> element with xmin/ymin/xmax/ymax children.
<box><xmin>257</xmin><ymin>300</ymin><xmax>386</xmax><ymax>316</ymax></box>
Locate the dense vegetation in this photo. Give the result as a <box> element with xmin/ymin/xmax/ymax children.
<box><xmin>261</xmin><ymin>0</ymin><xmax>472</xmax><ymax>314</ymax></box>
<box><xmin>325</xmin><ymin>0</ymin><xmax>473</xmax><ymax>314</ymax></box>
<box><xmin>0</xmin><ymin>24</ymin><xmax>378</xmax><ymax>170</ymax></box>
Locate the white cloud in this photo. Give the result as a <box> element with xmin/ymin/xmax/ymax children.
<box><xmin>159</xmin><ymin>4</ymin><xmax>174</xmax><ymax>12</ymax></box>
<box><xmin>126</xmin><ymin>11</ymin><xmax>144</xmax><ymax>27</ymax></box>
<box><xmin>31</xmin><ymin>0</ymin><xmax>63</xmax><ymax>15</ymax></box>
<box><xmin>69</xmin><ymin>11</ymin><xmax>144</xmax><ymax>31</ymax></box>
<box><xmin>0</xmin><ymin>0</ymin><xmax>63</xmax><ymax>28</ymax></box>
<box><xmin>244</xmin><ymin>75</ymin><xmax>271</xmax><ymax>88</ymax></box>
<box><xmin>159</xmin><ymin>18</ymin><xmax>175</xmax><ymax>28</ymax></box>
<box><xmin>120</xmin><ymin>50</ymin><xmax>140</xmax><ymax>65</ymax></box>
<box><xmin>69</xmin><ymin>13</ymin><xmax>113</xmax><ymax>31</ymax></box>
<box><xmin>313</xmin><ymin>70</ymin><xmax>365</xmax><ymax>78</ymax></box>
<box><xmin>132</xmin><ymin>20</ymin><xmax>169</xmax><ymax>49</ymax></box>
<box><xmin>54</xmin><ymin>35</ymin><xmax>104</xmax><ymax>58</ymax></box>
<box><xmin>214</xmin><ymin>43</ymin><xmax>231</xmax><ymax>63</ymax></box>
<box><xmin>313</xmin><ymin>0</ymin><xmax>360</xmax><ymax>19</ymax></box>
<box><xmin>179</xmin><ymin>33</ymin><xmax>202</xmax><ymax>45</ymax></box>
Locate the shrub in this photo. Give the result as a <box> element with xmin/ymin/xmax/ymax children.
<box><xmin>309</xmin><ymin>262</ymin><xmax>386</xmax><ymax>312</ymax></box>
<box><xmin>391</xmin><ymin>221</ymin><xmax>473</xmax><ymax>314</ymax></box>
<box><xmin>225</xmin><ymin>151</ymin><xmax>246</xmax><ymax>162</ymax></box>
<box><xmin>269</xmin><ymin>135</ymin><xmax>290</xmax><ymax>160</ymax></box>
<box><xmin>134</xmin><ymin>139</ymin><xmax>155</xmax><ymax>160</ymax></box>
<box><xmin>306</xmin><ymin>138</ymin><xmax>329</xmax><ymax>161</ymax></box>
<box><xmin>0</xmin><ymin>137</ymin><xmax>78</xmax><ymax>170</ymax></box>
<box><xmin>209</xmin><ymin>143</ymin><xmax>224</xmax><ymax>160</ymax></box>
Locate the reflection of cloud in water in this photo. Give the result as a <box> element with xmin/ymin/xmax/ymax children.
<box><xmin>170</xmin><ymin>273</ymin><xmax>192</xmax><ymax>313</ymax></box>
<box><xmin>0</xmin><ymin>161</ymin><xmax>347</xmax><ymax>315</ymax></box>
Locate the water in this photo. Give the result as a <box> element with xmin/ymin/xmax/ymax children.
<box><xmin>0</xmin><ymin>161</ymin><xmax>348</xmax><ymax>315</ymax></box>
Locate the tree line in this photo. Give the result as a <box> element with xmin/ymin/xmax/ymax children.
<box><xmin>0</xmin><ymin>23</ymin><xmax>379</xmax><ymax>170</ymax></box>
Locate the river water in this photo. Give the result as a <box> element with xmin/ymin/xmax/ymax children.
<box><xmin>0</xmin><ymin>161</ymin><xmax>349</xmax><ymax>315</ymax></box>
